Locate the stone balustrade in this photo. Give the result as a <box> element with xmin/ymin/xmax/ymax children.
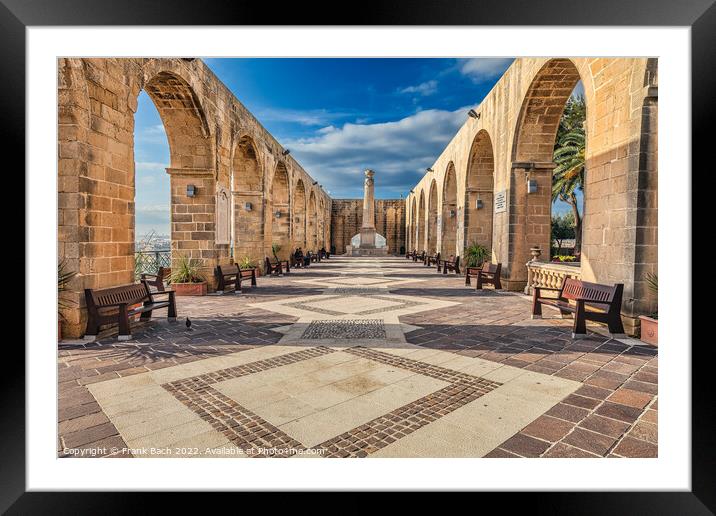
<box><xmin>525</xmin><ymin>261</ymin><xmax>582</xmax><ymax>294</ymax></box>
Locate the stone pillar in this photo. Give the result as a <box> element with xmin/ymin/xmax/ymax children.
<box><xmin>359</xmin><ymin>169</ymin><xmax>376</xmax><ymax>248</ymax></box>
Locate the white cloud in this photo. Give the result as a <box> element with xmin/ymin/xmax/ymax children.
<box><xmin>136</xmin><ymin>204</ymin><xmax>170</xmax><ymax>213</ymax></box>
<box><xmin>459</xmin><ymin>58</ymin><xmax>513</xmax><ymax>83</ymax></box>
<box><xmin>285</xmin><ymin>107</ymin><xmax>469</xmax><ymax>197</ymax></box>
<box><xmin>256</xmin><ymin>107</ymin><xmax>354</xmax><ymax>126</ymax></box>
<box><xmin>398</xmin><ymin>80</ymin><xmax>438</xmax><ymax>96</ymax></box>
<box><xmin>135</xmin><ymin>161</ymin><xmax>167</xmax><ymax>172</ymax></box>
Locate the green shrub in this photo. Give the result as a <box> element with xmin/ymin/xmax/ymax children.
<box><xmin>171</xmin><ymin>254</ymin><xmax>205</xmax><ymax>284</ymax></box>
<box><xmin>464</xmin><ymin>243</ymin><xmax>490</xmax><ymax>268</ymax></box>
<box><xmin>551</xmin><ymin>255</ymin><xmax>577</xmax><ymax>263</ymax></box>
<box><xmin>238</xmin><ymin>256</ymin><xmax>256</xmax><ymax>270</ymax></box>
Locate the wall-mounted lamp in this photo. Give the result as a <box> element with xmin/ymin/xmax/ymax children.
<box><xmin>312</xmin><ymin>181</ymin><xmax>318</xmax><ymax>186</ymax></box>
<box><xmin>244</xmin><ymin>202</ymin><xmax>253</xmax><ymax>211</ymax></box>
<box><xmin>426</xmin><ymin>168</ymin><xmax>434</xmax><ymax>173</ymax></box>
<box><xmin>527</xmin><ymin>179</ymin><xmax>538</xmax><ymax>194</ymax></box>
<box><xmin>274</xmin><ymin>210</ymin><xmax>282</xmax><ymax>218</ymax></box>
<box><xmin>186</xmin><ymin>184</ymin><xmax>197</xmax><ymax>197</ymax></box>
<box><xmin>409</xmin><ymin>189</ymin><xmax>414</xmax><ymax>194</ymax></box>
<box><xmin>467</xmin><ymin>109</ymin><xmax>481</xmax><ymax>119</ymax></box>
<box><xmin>476</xmin><ymin>199</ymin><xmax>484</xmax><ymax>210</ymax></box>
<box><xmin>449</xmin><ymin>209</ymin><xmax>456</xmax><ymax>218</ymax></box>
<box><xmin>282</xmin><ymin>149</ymin><xmax>291</xmax><ymax>156</ymax></box>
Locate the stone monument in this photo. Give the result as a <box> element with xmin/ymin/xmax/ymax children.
<box><xmin>346</xmin><ymin>170</ymin><xmax>388</xmax><ymax>256</ymax></box>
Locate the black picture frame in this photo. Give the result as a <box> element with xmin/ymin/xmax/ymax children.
<box><xmin>5</xmin><ymin>0</ymin><xmax>709</xmax><ymax>511</ymax></box>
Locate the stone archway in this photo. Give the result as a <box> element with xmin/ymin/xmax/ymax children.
<box><xmin>508</xmin><ymin>58</ymin><xmax>584</xmax><ymax>287</ymax></box>
<box><xmin>464</xmin><ymin>130</ymin><xmax>495</xmax><ymax>254</ymax></box>
<box><xmin>232</xmin><ymin>135</ymin><xmax>264</xmax><ymax>265</ymax></box>
<box><xmin>418</xmin><ymin>190</ymin><xmax>426</xmax><ymax>252</ymax></box>
<box><xmin>440</xmin><ymin>164</ymin><xmax>458</xmax><ymax>257</ymax></box>
<box><xmin>269</xmin><ymin>162</ymin><xmax>291</xmax><ymax>259</ymax></box>
<box><xmin>143</xmin><ymin>71</ymin><xmax>214</xmax><ymax>270</ymax></box>
<box><xmin>427</xmin><ymin>180</ymin><xmax>438</xmax><ymax>254</ymax></box>
<box><xmin>409</xmin><ymin>197</ymin><xmax>417</xmax><ymax>251</ymax></box>
<box><xmin>293</xmin><ymin>179</ymin><xmax>307</xmax><ymax>250</ymax></box>
<box><xmin>307</xmin><ymin>190</ymin><xmax>318</xmax><ymax>251</ymax></box>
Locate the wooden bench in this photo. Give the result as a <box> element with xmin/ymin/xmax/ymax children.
<box><xmin>290</xmin><ymin>255</ymin><xmax>305</xmax><ymax>268</ymax></box>
<box><xmin>437</xmin><ymin>255</ymin><xmax>460</xmax><ymax>274</ymax></box>
<box><xmin>532</xmin><ymin>278</ymin><xmax>625</xmax><ymax>338</ymax></box>
<box><xmin>216</xmin><ymin>264</ymin><xmax>257</xmax><ymax>293</ymax></box>
<box><xmin>310</xmin><ymin>252</ymin><xmax>319</xmax><ymax>263</ymax></box>
<box><xmin>141</xmin><ymin>266</ymin><xmax>171</xmax><ymax>292</ymax></box>
<box><xmin>413</xmin><ymin>250</ymin><xmax>426</xmax><ymax>263</ymax></box>
<box><xmin>424</xmin><ymin>252</ymin><xmax>440</xmax><ymax>267</ymax></box>
<box><xmin>405</xmin><ymin>250</ymin><xmax>416</xmax><ymax>260</ymax></box>
<box><xmin>465</xmin><ymin>262</ymin><xmax>502</xmax><ymax>289</ymax></box>
<box><xmin>264</xmin><ymin>257</ymin><xmax>290</xmax><ymax>276</ymax></box>
<box><xmin>84</xmin><ymin>281</ymin><xmax>176</xmax><ymax>340</ymax></box>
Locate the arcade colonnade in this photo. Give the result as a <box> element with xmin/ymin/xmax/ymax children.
<box><xmin>58</xmin><ymin>58</ymin><xmax>332</xmax><ymax>337</ymax></box>
<box><xmin>405</xmin><ymin>58</ymin><xmax>658</xmax><ymax>333</ymax></box>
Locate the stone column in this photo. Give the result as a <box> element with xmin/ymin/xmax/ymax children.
<box><xmin>359</xmin><ymin>169</ymin><xmax>376</xmax><ymax>247</ymax></box>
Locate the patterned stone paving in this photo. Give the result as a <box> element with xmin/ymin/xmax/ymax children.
<box><xmin>58</xmin><ymin>255</ymin><xmax>658</xmax><ymax>458</ymax></box>
<box><xmin>301</xmin><ymin>320</ymin><xmax>387</xmax><ymax>340</ymax></box>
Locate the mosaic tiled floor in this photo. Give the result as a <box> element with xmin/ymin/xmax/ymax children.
<box><xmin>58</xmin><ymin>256</ymin><xmax>657</xmax><ymax>458</ymax></box>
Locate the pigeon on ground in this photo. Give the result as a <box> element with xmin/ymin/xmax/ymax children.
<box><xmin>186</xmin><ymin>317</ymin><xmax>192</xmax><ymax>330</ymax></box>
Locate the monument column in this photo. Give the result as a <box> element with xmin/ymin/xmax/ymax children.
<box><xmin>359</xmin><ymin>169</ymin><xmax>376</xmax><ymax>248</ymax></box>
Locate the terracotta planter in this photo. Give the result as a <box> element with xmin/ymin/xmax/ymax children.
<box><xmin>174</xmin><ymin>282</ymin><xmax>208</xmax><ymax>296</ymax></box>
<box><xmin>639</xmin><ymin>315</ymin><xmax>658</xmax><ymax>346</ymax></box>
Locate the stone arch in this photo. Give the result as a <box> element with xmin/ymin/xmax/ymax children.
<box><xmin>440</xmin><ymin>164</ymin><xmax>458</xmax><ymax>256</ymax></box>
<box><xmin>293</xmin><ymin>179</ymin><xmax>307</xmax><ymax>250</ymax></box>
<box><xmin>427</xmin><ymin>180</ymin><xmax>438</xmax><ymax>254</ymax></box>
<box><xmin>507</xmin><ymin>58</ymin><xmax>585</xmax><ymax>287</ymax></box>
<box><xmin>409</xmin><ymin>197</ymin><xmax>417</xmax><ymax>251</ymax></box>
<box><xmin>318</xmin><ymin>198</ymin><xmax>326</xmax><ymax>248</ymax></box>
<box><xmin>418</xmin><ymin>190</ymin><xmax>426</xmax><ymax>252</ymax></box>
<box><xmin>231</xmin><ymin>135</ymin><xmax>264</xmax><ymax>263</ymax></box>
<box><xmin>141</xmin><ymin>70</ymin><xmax>215</xmax><ymax>272</ymax></box>
<box><xmin>269</xmin><ymin>161</ymin><xmax>291</xmax><ymax>259</ymax></box>
<box><xmin>307</xmin><ymin>190</ymin><xmax>318</xmax><ymax>251</ymax></box>
<box><xmin>143</xmin><ymin>71</ymin><xmax>212</xmax><ymax>170</ymax></box>
<box><xmin>464</xmin><ymin>129</ymin><xmax>495</xmax><ymax>254</ymax></box>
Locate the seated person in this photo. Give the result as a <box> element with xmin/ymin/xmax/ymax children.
<box><xmin>294</xmin><ymin>247</ymin><xmax>304</xmax><ymax>267</ymax></box>
<box><xmin>319</xmin><ymin>247</ymin><xmax>326</xmax><ymax>258</ymax></box>
<box><xmin>303</xmin><ymin>251</ymin><xmax>311</xmax><ymax>266</ymax></box>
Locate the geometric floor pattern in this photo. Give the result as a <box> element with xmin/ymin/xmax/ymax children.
<box><xmin>59</xmin><ymin>255</ymin><xmax>658</xmax><ymax>458</ymax></box>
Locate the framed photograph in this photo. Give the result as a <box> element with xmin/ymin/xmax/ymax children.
<box><xmin>6</xmin><ymin>0</ymin><xmax>709</xmax><ymax>510</ymax></box>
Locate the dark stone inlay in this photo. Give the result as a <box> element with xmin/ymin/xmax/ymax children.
<box><xmin>301</xmin><ymin>320</ymin><xmax>386</xmax><ymax>340</ymax></box>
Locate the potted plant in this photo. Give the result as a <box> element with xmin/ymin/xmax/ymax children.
<box><xmin>58</xmin><ymin>258</ymin><xmax>77</xmax><ymax>340</ymax></box>
<box><xmin>238</xmin><ymin>256</ymin><xmax>259</xmax><ymax>276</ymax></box>
<box><xmin>170</xmin><ymin>254</ymin><xmax>207</xmax><ymax>296</ymax></box>
<box><xmin>639</xmin><ymin>272</ymin><xmax>658</xmax><ymax>346</ymax></box>
<box><xmin>464</xmin><ymin>243</ymin><xmax>490</xmax><ymax>268</ymax></box>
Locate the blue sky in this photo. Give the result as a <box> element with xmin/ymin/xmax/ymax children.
<box><xmin>134</xmin><ymin>58</ymin><xmax>579</xmax><ymax>237</ymax></box>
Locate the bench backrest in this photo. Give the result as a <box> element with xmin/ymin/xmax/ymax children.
<box><xmin>562</xmin><ymin>278</ymin><xmax>623</xmax><ymax>304</ymax></box>
<box><xmin>482</xmin><ymin>262</ymin><xmax>500</xmax><ymax>275</ymax></box>
<box><xmin>86</xmin><ymin>282</ymin><xmax>150</xmax><ymax>309</ymax></box>
<box><xmin>217</xmin><ymin>264</ymin><xmax>240</xmax><ymax>277</ymax></box>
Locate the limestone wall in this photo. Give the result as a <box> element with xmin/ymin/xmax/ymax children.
<box><xmin>58</xmin><ymin>58</ymin><xmax>332</xmax><ymax>337</ymax></box>
<box><xmin>405</xmin><ymin>58</ymin><xmax>658</xmax><ymax>334</ymax></box>
<box><xmin>331</xmin><ymin>200</ymin><xmax>406</xmax><ymax>255</ymax></box>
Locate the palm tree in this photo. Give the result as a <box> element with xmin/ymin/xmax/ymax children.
<box><xmin>552</xmin><ymin>129</ymin><xmax>584</xmax><ymax>255</ymax></box>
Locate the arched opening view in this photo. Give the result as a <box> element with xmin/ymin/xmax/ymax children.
<box><xmin>510</xmin><ymin>59</ymin><xmax>585</xmax><ymax>285</ymax></box>
<box><xmin>441</xmin><ymin>163</ymin><xmax>458</xmax><ymax>257</ymax></box>
<box><xmin>269</xmin><ymin>162</ymin><xmax>291</xmax><ymax>260</ymax></box>
<box><xmin>409</xmin><ymin>197</ymin><xmax>417</xmax><ymax>251</ymax></box>
<box><xmin>293</xmin><ymin>179</ymin><xmax>307</xmax><ymax>251</ymax></box>
<box><xmin>307</xmin><ymin>190</ymin><xmax>317</xmax><ymax>252</ymax></box>
<box><xmin>428</xmin><ymin>180</ymin><xmax>438</xmax><ymax>254</ymax></box>
<box><xmin>232</xmin><ymin>135</ymin><xmax>264</xmax><ymax>266</ymax></box>
<box><xmin>551</xmin><ymin>81</ymin><xmax>586</xmax><ymax>262</ymax></box>
<box><xmin>133</xmin><ymin>90</ymin><xmax>171</xmax><ymax>279</ymax></box>
<box><xmin>464</xmin><ymin>130</ymin><xmax>495</xmax><ymax>263</ymax></box>
<box><xmin>418</xmin><ymin>191</ymin><xmax>426</xmax><ymax>252</ymax></box>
